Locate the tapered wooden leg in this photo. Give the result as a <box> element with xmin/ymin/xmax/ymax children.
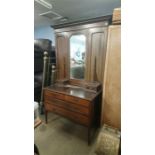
<box><xmin>40</xmin><ymin>102</ymin><xmax>44</xmax><ymax>115</ymax></box>
<box><xmin>45</xmin><ymin>111</ymin><xmax>48</xmax><ymax>124</ymax></box>
<box><xmin>88</xmin><ymin>127</ymin><xmax>91</xmax><ymax>145</ymax></box>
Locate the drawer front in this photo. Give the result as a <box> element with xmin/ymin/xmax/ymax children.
<box><xmin>45</xmin><ymin>99</ymin><xmax>89</xmax><ymax>116</ymax></box>
<box><xmin>44</xmin><ymin>90</ymin><xmax>65</xmax><ymax>101</ymax></box>
<box><xmin>65</xmin><ymin>95</ymin><xmax>90</xmax><ymax>107</ymax></box>
<box><xmin>45</xmin><ymin>102</ymin><xmax>90</xmax><ymax>126</ymax></box>
<box><xmin>44</xmin><ymin>90</ymin><xmax>90</xmax><ymax>108</ymax></box>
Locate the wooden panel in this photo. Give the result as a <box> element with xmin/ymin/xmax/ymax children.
<box><xmin>53</xmin><ymin>19</ymin><xmax>111</xmax><ymax>32</ymax></box>
<box><xmin>44</xmin><ymin>90</ymin><xmax>90</xmax><ymax>107</ymax></box>
<box><xmin>88</xmin><ymin>28</ymin><xmax>108</xmax><ymax>83</ymax></box>
<box><xmin>101</xmin><ymin>25</ymin><xmax>121</xmax><ymax>130</ymax></box>
<box><xmin>44</xmin><ymin>90</ymin><xmax>65</xmax><ymax>101</ymax></box>
<box><xmin>45</xmin><ymin>102</ymin><xmax>89</xmax><ymax>126</ymax></box>
<box><xmin>55</xmin><ymin>22</ymin><xmax>109</xmax><ymax>83</ymax></box>
<box><xmin>56</xmin><ymin>35</ymin><xmax>69</xmax><ymax>79</ymax></box>
<box><xmin>65</xmin><ymin>95</ymin><xmax>90</xmax><ymax>108</ymax></box>
<box><xmin>43</xmin><ymin>81</ymin><xmax>102</xmax><ymax>144</ymax></box>
<box><xmin>45</xmin><ymin>99</ymin><xmax>89</xmax><ymax>116</ymax></box>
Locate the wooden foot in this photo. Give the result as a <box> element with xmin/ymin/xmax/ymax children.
<box><xmin>88</xmin><ymin>127</ymin><xmax>91</xmax><ymax>145</ymax></box>
<box><xmin>40</xmin><ymin>103</ymin><xmax>44</xmax><ymax>115</ymax></box>
<box><xmin>45</xmin><ymin>111</ymin><xmax>48</xmax><ymax>124</ymax></box>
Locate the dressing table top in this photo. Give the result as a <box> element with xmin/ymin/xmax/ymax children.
<box><xmin>44</xmin><ymin>82</ymin><xmax>101</xmax><ymax>101</ymax></box>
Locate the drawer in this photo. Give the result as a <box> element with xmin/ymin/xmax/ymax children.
<box><xmin>45</xmin><ymin>102</ymin><xmax>90</xmax><ymax>126</ymax></box>
<box><xmin>44</xmin><ymin>90</ymin><xmax>65</xmax><ymax>101</ymax></box>
<box><xmin>65</xmin><ymin>96</ymin><xmax>90</xmax><ymax>108</ymax></box>
<box><xmin>45</xmin><ymin>99</ymin><xmax>89</xmax><ymax>116</ymax></box>
<box><xmin>44</xmin><ymin>90</ymin><xmax>90</xmax><ymax>108</ymax></box>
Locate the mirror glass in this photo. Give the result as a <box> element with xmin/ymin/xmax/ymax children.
<box><xmin>70</xmin><ymin>35</ymin><xmax>86</xmax><ymax>79</ymax></box>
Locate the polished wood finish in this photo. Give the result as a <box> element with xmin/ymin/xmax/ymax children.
<box><xmin>45</xmin><ymin>99</ymin><xmax>89</xmax><ymax>116</ymax></box>
<box><xmin>43</xmin><ymin>81</ymin><xmax>102</xmax><ymax>144</ymax></box>
<box><xmin>101</xmin><ymin>24</ymin><xmax>121</xmax><ymax>130</ymax></box>
<box><xmin>45</xmin><ymin>103</ymin><xmax>89</xmax><ymax>126</ymax></box>
<box><xmin>56</xmin><ymin>34</ymin><xmax>69</xmax><ymax>79</ymax></box>
<box><xmin>44</xmin><ymin>90</ymin><xmax>90</xmax><ymax>107</ymax></box>
<box><xmin>88</xmin><ymin>27</ymin><xmax>108</xmax><ymax>82</ymax></box>
<box><xmin>54</xmin><ymin>22</ymin><xmax>109</xmax><ymax>34</ymax></box>
<box><xmin>54</xmin><ymin>21</ymin><xmax>109</xmax><ymax>83</ymax></box>
<box><xmin>69</xmin><ymin>79</ymin><xmax>102</xmax><ymax>92</ymax></box>
<box><xmin>52</xmin><ymin>15</ymin><xmax>112</xmax><ymax>29</ymax></box>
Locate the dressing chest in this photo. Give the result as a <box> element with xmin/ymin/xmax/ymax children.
<box><xmin>43</xmin><ymin>80</ymin><xmax>102</xmax><ymax>144</ymax></box>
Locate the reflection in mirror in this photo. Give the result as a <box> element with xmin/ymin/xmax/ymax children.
<box><xmin>70</xmin><ymin>35</ymin><xmax>86</xmax><ymax>79</ymax></box>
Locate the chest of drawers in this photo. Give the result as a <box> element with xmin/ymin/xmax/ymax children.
<box><xmin>43</xmin><ymin>82</ymin><xmax>101</xmax><ymax>144</ymax></box>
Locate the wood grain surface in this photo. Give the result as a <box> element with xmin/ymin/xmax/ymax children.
<box><xmin>101</xmin><ymin>25</ymin><xmax>121</xmax><ymax>130</ymax></box>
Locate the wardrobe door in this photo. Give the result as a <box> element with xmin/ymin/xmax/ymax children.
<box><xmin>56</xmin><ymin>34</ymin><xmax>69</xmax><ymax>79</ymax></box>
<box><xmin>87</xmin><ymin>27</ymin><xmax>108</xmax><ymax>83</ymax></box>
<box><xmin>101</xmin><ymin>25</ymin><xmax>121</xmax><ymax>130</ymax></box>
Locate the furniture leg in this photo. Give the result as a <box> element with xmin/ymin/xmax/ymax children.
<box><xmin>88</xmin><ymin>127</ymin><xmax>91</xmax><ymax>145</ymax></box>
<box><xmin>40</xmin><ymin>102</ymin><xmax>44</xmax><ymax>114</ymax></box>
<box><xmin>45</xmin><ymin>111</ymin><xmax>48</xmax><ymax>124</ymax></box>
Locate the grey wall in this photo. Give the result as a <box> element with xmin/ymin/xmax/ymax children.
<box><xmin>34</xmin><ymin>26</ymin><xmax>55</xmax><ymax>45</ymax></box>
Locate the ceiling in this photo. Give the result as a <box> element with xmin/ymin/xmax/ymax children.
<box><xmin>34</xmin><ymin>0</ymin><xmax>121</xmax><ymax>28</ymax></box>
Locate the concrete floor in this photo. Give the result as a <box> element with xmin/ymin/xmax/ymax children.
<box><xmin>34</xmin><ymin>113</ymin><xmax>99</xmax><ymax>155</ymax></box>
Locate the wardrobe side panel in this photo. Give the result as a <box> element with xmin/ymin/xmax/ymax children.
<box><xmin>101</xmin><ymin>25</ymin><xmax>121</xmax><ymax>130</ymax></box>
